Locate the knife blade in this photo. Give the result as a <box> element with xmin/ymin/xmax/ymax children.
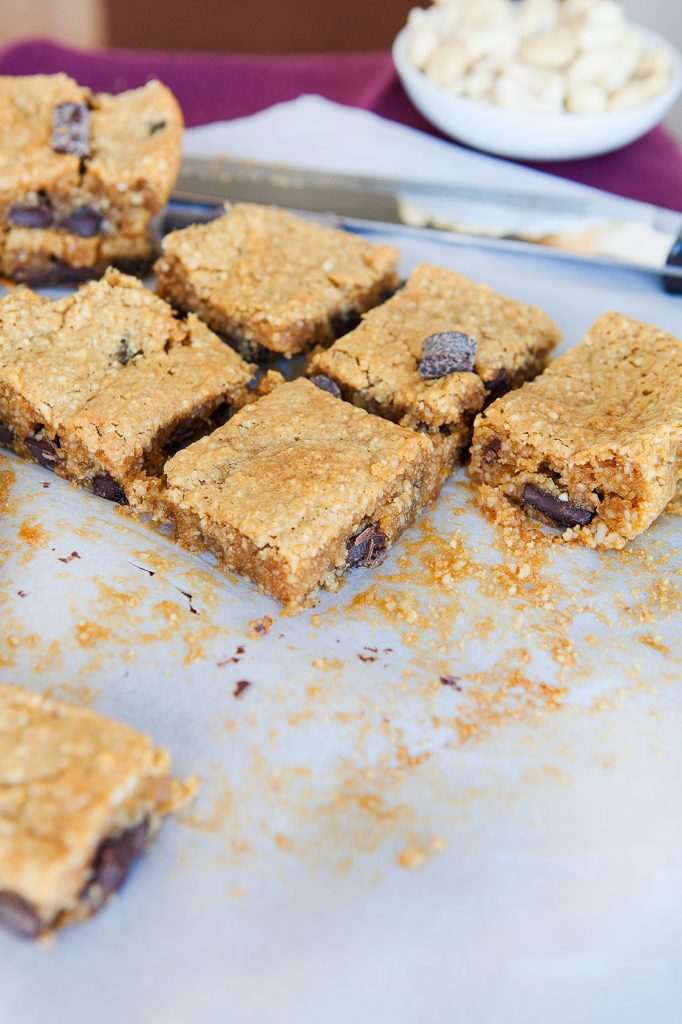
<box><xmin>171</xmin><ymin>156</ymin><xmax>682</xmax><ymax>290</ymax></box>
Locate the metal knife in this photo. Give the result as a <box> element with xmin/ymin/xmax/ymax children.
<box><xmin>170</xmin><ymin>156</ymin><xmax>682</xmax><ymax>292</ymax></box>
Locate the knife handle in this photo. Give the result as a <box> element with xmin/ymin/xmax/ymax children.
<box><xmin>664</xmin><ymin>230</ymin><xmax>682</xmax><ymax>295</ymax></box>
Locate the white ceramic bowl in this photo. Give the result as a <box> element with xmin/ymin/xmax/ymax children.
<box><xmin>392</xmin><ymin>24</ymin><xmax>682</xmax><ymax>161</ymax></box>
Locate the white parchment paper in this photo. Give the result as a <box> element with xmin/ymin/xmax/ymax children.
<box><xmin>1</xmin><ymin>102</ymin><xmax>681</xmax><ymax>1024</ymax></box>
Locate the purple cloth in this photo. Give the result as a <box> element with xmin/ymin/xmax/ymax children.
<box><xmin>2</xmin><ymin>38</ymin><xmax>681</xmax><ymax>212</ymax></box>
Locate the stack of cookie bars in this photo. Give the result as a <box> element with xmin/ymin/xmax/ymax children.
<box><xmin>1</xmin><ymin>74</ymin><xmax>680</xmax><ymax>941</ymax></box>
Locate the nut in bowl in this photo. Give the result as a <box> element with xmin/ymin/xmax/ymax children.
<box><xmin>393</xmin><ymin>0</ymin><xmax>682</xmax><ymax>161</ymax></box>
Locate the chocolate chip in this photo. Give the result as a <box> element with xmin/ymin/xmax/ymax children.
<box><xmin>522</xmin><ymin>484</ymin><xmax>595</xmax><ymax>529</ymax></box>
<box><xmin>115</xmin><ymin>338</ymin><xmax>142</xmax><ymax>366</ymax></box>
<box><xmin>485</xmin><ymin>368</ymin><xmax>510</xmax><ymax>396</ymax></box>
<box><xmin>481</xmin><ymin>437</ymin><xmax>501</xmax><ymax>465</ymax></box>
<box><xmin>91</xmin><ymin>473</ymin><xmax>127</xmax><ymax>504</ymax></box>
<box><xmin>0</xmin><ymin>891</ymin><xmax>44</xmax><ymax>940</ymax></box>
<box><xmin>347</xmin><ymin>524</ymin><xmax>386</xmax><ymax>568</ymax></box>
<box><xmin>24</xmin><ymin>435</ymin><xmax>60</xmax><ymax>469</ymax></box>
<box><xmin>162</xmin><ymin>403</ymin><xmax>231</xmax><ymax>459</ymax></box>
<box><xmin>59</xmin><ymin>206</ymin><xmax>103</xmax><ymax>237</ymax></box>
<box><xmin>310</xmin><ymin>374</ymin><xmax>342</xmax><ymax>400</ymax></box>
<box><xmin>51</xmin><ymin>102</ymin><xmax>90</xmax><ymax>157</ymax></box>
<box><xmin>112</xmin><ymin>258</ymin><xmax>151</xmax><ymax>277</ymax></box>
<box><xmin>13</xmin><ymin>262</ymin><xmax>96</xmax><ymax>286</ymax></box>
<box><xmin>234</xmin><ymin>680</ymin><xmax>251</xmax><ymax>698</ymax></box>
<box><xmin>418</xmin><ymin>331</ymin><xmax>476</xmax><ymax>379</ymax></box>
<box><xmin>149</xmin><ymin>119</ymin><xmax>167</xmax><ymax>135</ymax></box>
<box><xmin>331</xmin><ymin>308</ymin><xmax>362</xmax><ymax>338</ymax></box>
<box><xmin>440</xmin><ymin>675</ymin><xmax>463</xmax><ymax>690</ymax></box>
<box><xmin>8</xmin><ymin>202</ymin><xmax>54</xmax><ymax>228</ymax></box>
<box><xmin>87</xmin><ymin>819</ymin><xmax>149</xmax><ymax>901</ymax></box>
<box><xmin>117</xmin><ymin>339</ymin><xmax>131</xmax><ymax>365</ymax></box>
<box><xmin>0</xmin><ymin>422</ymin><xmax>15</xmax><ymax>445</ymax></box>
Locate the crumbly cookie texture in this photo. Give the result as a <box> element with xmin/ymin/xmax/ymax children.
<box><xmin>154</xmin><ymin>202</ymin><xmax>400</xmax><ymax>358</ymax></box>
<box><xmin>0</xmin><ymin>268</ymin><xmax>254</xmax><ymax>504</ymax></box>
<box><xmin>470</xmin><ymin>312</ymin><xmax>682</xmax><ymax>548</ymax></box>
<box><xmin>160</xmin><ymin>378</ymin><xmax>444</xmax><ymax>609</ymax></box>
<box><xmin>0</xmin><ymin>684</ymin><xmax>195</xmax><ymax>940</ymax></box>
<box><xmin>307</xmin><ymin>262</ymin><xmax>560</xmax><ymax>467</ymax></box>
<box><xmin>0</xmin><ymin>74</ymin><xmax>182</xmax><ymax>282</ymax></box>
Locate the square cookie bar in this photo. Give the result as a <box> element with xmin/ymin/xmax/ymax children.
<box><xmin>0</xmin><ymin>269</ymin><xmax>255</xmax><ymax>504</ymax></box>
<box><xmin>154</xmin><ymin>202</ymin><xmax>400</xmax><ymax>358</ymax></box>
<box><xmin>307</xmin><ymin>263</ymin><xmax>560</xmax><ymax>464</ymax></box>
<box><xmin>0</xmin><ymin>74</ymin><xmax>182</xmax><ymax>283</ymax></box>
<box><xmin>470</xmin><ymin>313</ymin><xmax>682</xmax><ymax>548</ymax></box>
<box><xmin>160</xmin><ymin>378</ymin><xmax>443</xmax><ymax>609</ymax></box>
<box><xmin>0</xmin><ymin>684</ymin><xmax>194</xmax><ymax>940</ymax></box>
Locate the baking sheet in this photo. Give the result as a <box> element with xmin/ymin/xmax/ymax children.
<box><xmin>1</xmin><ymin>223</ymin><xmax>681</xmax><ymax>1023</ymax></box>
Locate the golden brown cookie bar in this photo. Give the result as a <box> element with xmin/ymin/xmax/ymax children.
<box><xmin>307</xmin><ymin>263</ymin><xmax>560</xmax><ymax>468</ymax></box>
<box><xmin>470</xmin><ymin>313</ymin><xmax>682</xmax><ymax>548</ymax></box>
<box><xmin>0</xmin><ymin>74</ymin><xmax>182</xmax><ymax>282</ymax></box>
<box><xmin>159</xmin><ymin>378</ymin><xmax>444</xmax><ymax>609</ymax></box>
<box><xmin>0</xmin><ymin>684</ymin><xmax>194</xmax><ymax>940</ymax></box>
<box><xmin>154</xmin><ymin>203</ymin><xmax>400</xmax><ymax>358</ymax></box>
<box><xmin>0</xmin><ymin>269</ymin><xmax>254</xmax><ymax>504</ymax></box>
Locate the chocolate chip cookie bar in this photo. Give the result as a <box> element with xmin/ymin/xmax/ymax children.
<box><xmin>0</xmin><ymin>74</ymin><xmax>182</xmax><ymax>283</ymax></box>
<box><xmin>470</xmin><ymin>313</ymin><xmax>682</xmax><ymax>548</ymax></box>
<box><xmin>306</xmin><ymin>263</ymin><xmax>560</xmax><ymax>466</ymax></box>
<box><xmin>0</xmin><ymin>269</ymin><xmax>254</xmax><ymax>504</ymax></box>
<box><xmin>0</xmin><ymin>684</ymin><xmax>194</xmax><ymax>940</ymax></box>
<box><xmin>154</xmin><ymin>202</ymin><xmax>400</xmax><ymax>358</ymax></box>
<box><xmin>159</xmin><ymin>378</ymin><xmax>443</xmax><ymax>609</ymax></box>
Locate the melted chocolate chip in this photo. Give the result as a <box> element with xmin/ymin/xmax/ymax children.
<box><xmin>8</xmin><ymin>203</ymin><xmax>54</xmax><ymax>229</ymax></box>
<box><xmin>418</xmin><ymin>331</ymin><xmax>476</xmax><ymax>379</ymax></box>
<box><xmin>0</xmin><ymin>891</ymin><xmax>44</xmax><ymax>940</ymax></box>
<box><xmin>115</xmin><ymin>338</ymin><xmax>144</xmax><ymax>366</ymax></box>
<box><xmin>162</xmin><ymin>404</ymin><xmax>231</xmax><ymax>460</ymax></box>
<box><xmin>91</xmin><ymin>473</ymin><xmax>127</xmax><ymax>504</ymax></box>
<box><xmin>522</xmin><ymin>483</ymin><xmax>595</xmax><ymax>529</ymax></box>
<box><xmin>0</xmin><ymin>422</ymin><xmax>15</xmax><ymax>446</ymax></box>
<box><xmin>51</xmin><ymin>102</ymin><xmax>90</xmax><ymax>157</ymax></box>
<box><xmin>440</xmin><ymin>675</ymin><xmax>463</xmax><ymax>690</ymax></box>
<box><xmin>87</xmin><ymin>819</ymin><xmax>149</xmax><ymax>901</ymax></box>
<box><xmin>347</xmin><ymin>524</ymin><xmax>386</xmax><ymax>568</ymax></box>
<box><xmin>331</xmin><ymin>308</ymin><xmax>362</xmax><ymax>338</ymax></box>
<box><xmin>59</xmin><ymin>206</ymin><xmax>103</xmax><ymax>238</ymax></box>
<box><xmin>310</xmin><ymin>374</ymin><xmax>342</xmax><ymax>400</ymax></box>
<box><xmin>149</xmin><ymin>119</ymin><xmax>167</xmax><ymax>135</ymax></box>
<box><xmin>24</xmin><ymin>435</ymin><xmax>60</xmax><ymax>469</ymax></box>
<box><xmin>481</xmin><ymin>436</ymin><xmax>501</xmax><ymax>465</ymax></box>
<box><xmin>14</xmin><ymin>263</ymin><xmax>96</xmax><ymax>286</ymax></box>
<box><xmin>234</xmin><ymin>680</ymin><xmax>251</xmax><ymax>698</ymax></box>
<box><xmin>484</xmin><ymin>368</ymin><xmax>510</xmax><ymax>396</ymax></box>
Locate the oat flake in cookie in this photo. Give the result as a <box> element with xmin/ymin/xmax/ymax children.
<box><xmin>0</xmin><ymin>684</ymin><xmax>195</xmax><ymax>940</ymax></box>
<box><xmin>470</xmin><ymin>312</ymin><xmax>682</xmax><ymax>549</ymax></box>
<box><xmin>0</xmin><ymin>74</ymin><xmax>183</xmax><ymax>282</ymax></box>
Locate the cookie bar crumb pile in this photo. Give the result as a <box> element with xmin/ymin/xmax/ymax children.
<box><xmin>470</xmin><ymin>312</ymin><xmax>682</xmax><ymax>548</ymax></box>
<box><xmin>0</xmin><ymin>74</ymin><xmax>182</xmax><ymax>283</ymax></box>
<box><xmin>0</xmin><ymin>684</ymin><xmax>194</xmax><ymax>941</ymax></box>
